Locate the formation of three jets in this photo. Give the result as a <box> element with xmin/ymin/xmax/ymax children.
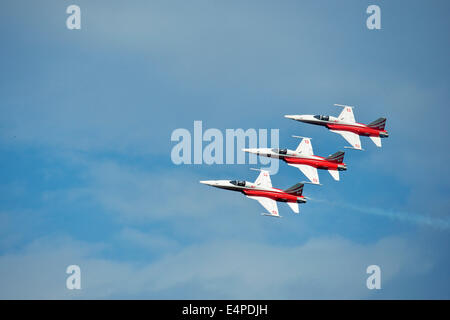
<box><xmin>200</xmin><ymin>104</ymin><xmax>389</xmax><ymax>217</ymax></box>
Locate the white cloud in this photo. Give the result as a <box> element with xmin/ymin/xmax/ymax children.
<box><xmin>0</xmin><ymin>234</ymin><xmax>433</xmax><ymax>299</ymax></box>
<box><xmin>118</xmin><ymin>227</ymin><xmax>179</xmax><ymax>252</ymax></box>
<box><xmin>65</xmin><ymin>160</ymin><xmax>230</xmax><ymax>222</ymax></box>
<box><xmin>315</xmin><ymin>199</ymin><xmax>450</xmax><ymax>231</ymax></box>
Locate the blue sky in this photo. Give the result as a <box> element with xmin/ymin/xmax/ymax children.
<box><xmin>0</xmin><ymin>0</ymin><xmax>449</xmax><ymax>299</ymax></box>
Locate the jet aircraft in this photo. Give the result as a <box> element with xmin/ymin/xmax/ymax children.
<box><xmin>242</xmin><ymin>136</ymin><xmax>346</xmax><ymax>184</ymax></box>
<box><xmin>285</xmin><ymin>104</ymin><xmax>388</xmax><ymax>150</ymax></box>
<box><xmin>200</xmin><ymin>169</ymin><xmax>307</xmax><ymax>217</ymax></box>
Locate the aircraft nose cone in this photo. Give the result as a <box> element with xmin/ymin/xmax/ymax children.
<box><xmin>285</xmin><ymin>115</ymin><xmax>306</xmax><ymax>122</ymax></box>
<box><xmin>242</xmin><ymin>148</ymin><xmax>258</xmax><ymax>154</ymax></box>
<box><xmin>199</xmin><ymin>180</ymin><xmax>214</xmax><ymax>186</ymax></box>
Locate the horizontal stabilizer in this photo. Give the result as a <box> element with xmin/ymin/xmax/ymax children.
<box><xmin>328</xmin><ymin>169</ymin><xmax>340</xmax><ymax>181</ymax></box>
<box><xmin>287</xmin><ymin>202</ymin><xmax>299</xmax><ymax>214</ymax></box>
<box><xmin>369</xmin><ymin>136</ymin><xmax>382</xmax><ymax>147</ymax></box>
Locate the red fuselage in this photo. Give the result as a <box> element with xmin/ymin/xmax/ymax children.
<box><xmin>327</xmin><ymin>123</ymin><xmax>388</xmax><ymax>137</ymax></box>
<box><xmin>283</xmin><ymin>156</ymin><xmax>346</xmax><ymax>171</ymax></box>
<box><xmin>243</xmin><ymin>188</ymin><xmax>305</xmax><ymax>203</ymax></box>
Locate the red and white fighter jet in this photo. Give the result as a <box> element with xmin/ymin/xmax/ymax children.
<box><xmin>242</xmin><ymin>136</ymin><xmax>346</xmax><ymax>184</ymax></box>
<box><xmin>285</xmin><ymin>104</ymin><xmax>389</xmax><ymax>150</ymax></box>
<box><xmin>200</xmin><ymin>169</ymin><xmax>307</xmax><ymax>218</ymax></box>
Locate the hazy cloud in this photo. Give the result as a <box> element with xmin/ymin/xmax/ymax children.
<box><xmin>0</xmin><ymin>234</ymin><xmax>433</xmax><ymax>299</ymax></box>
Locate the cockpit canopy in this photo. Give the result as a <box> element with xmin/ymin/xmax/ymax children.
<box><xmin>230</xmin><ymin>180</ymin><xmax>246</xmax><ymax>187</ymax></box>
<box><xmin>314</xmin><ymin>115</ymin><xmax>329</xmax><ymax>121</ymax></box>
<box><xmin>272</xmin><ymin>148</ymin><xmax>288</xmax><ymax>155</ymax></box>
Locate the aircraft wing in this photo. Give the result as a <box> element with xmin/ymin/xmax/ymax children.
<box><xmin>337</xmin><ymin>105</ymin><xmax>356</xmax><ymax>123</ymax></box>
<box><xmin>254</xmin><ymin>170</ymin><xmax>272</xmax><ymax>188</ymax></box>
<box><xmin>295</xmin><ymin>138</ymin><xmax>313</xmax><ymax>155</ymax></box>
<box><xmin>247</xmin><ymin>196</ymin><xmax>280</xmax><ymax>217</ymax></box>
<box><xmin>287</xmin><ymin>163</ymin><xmax>320</xmax><ymax>184</ymax></box>
<box><xmin>330</xmin><ymin>130</ymin><xmax>362</xmax><ymax>150</ymax></box>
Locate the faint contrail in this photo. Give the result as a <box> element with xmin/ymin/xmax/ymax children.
<box><xmin>312</xmin><ymin>199</ymin><xmax>450</xmax><ymax>230</ymax></box>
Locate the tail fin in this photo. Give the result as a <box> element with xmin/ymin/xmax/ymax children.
<box><xmin>368</xmin><ymin>117</ymin><xmax>386</xmax><ymax>130</ymax></box>
<box><xmin>284</xmin><ymin>183</ymin><xmax>304</xmax><ymax>196</ymax></box>
<box><xmin>325</xmin><ymin>151</ymin><xmax>345</xmax><ymax>163</ymax></box>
